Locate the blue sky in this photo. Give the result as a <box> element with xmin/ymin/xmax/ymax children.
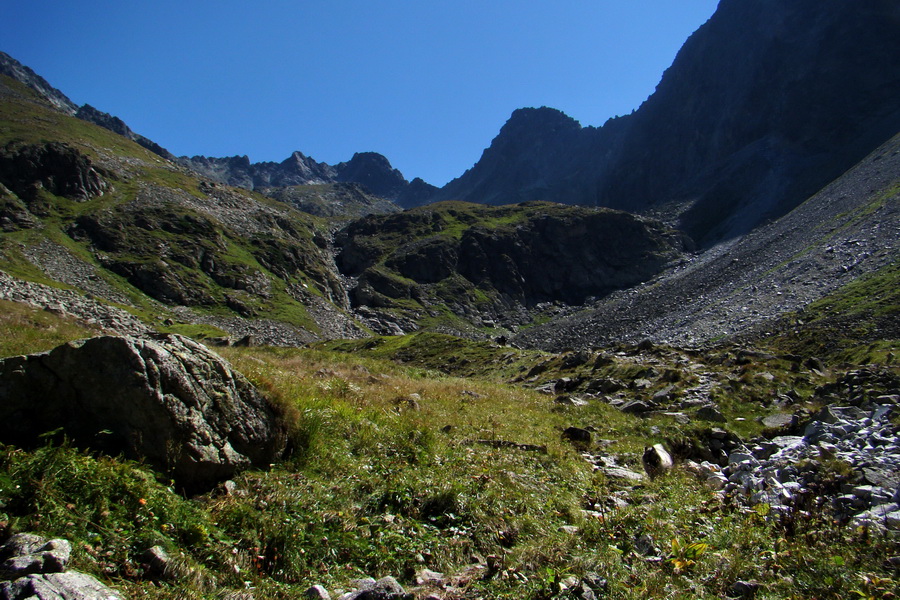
<box><xmin>2</xmin><ymin>1</ymin><xmax>719</xmax><ymax>186</ymax></box>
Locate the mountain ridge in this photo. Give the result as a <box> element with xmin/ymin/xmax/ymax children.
<box><xmin>431</xmin><ymin>0</ymin><xmax>900</xmax><ymax>247</ymax></box>
<box><xmin>179</xmin><ymin>150</ymin><xmax>436</xmax><ymax>208</ymax></box>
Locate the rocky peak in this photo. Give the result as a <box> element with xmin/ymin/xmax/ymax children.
<box><xmin>500</xmin><ymin>107</ymin><xmax>582</xmax><ymax>139</ymax></box>
<box><xmin>277</xmin><ymin>151</ymin><xmax>336</xmax><ymax>183</ymax></box>
<box><xmin>434</xmin><ymin>107</ymin><xmax>605</xmax><ymax>206</ymax></box>
<box><xmin>335</xmin><ymin>151</ymin><xmax>407</xmax><ymax>199</ymax></box>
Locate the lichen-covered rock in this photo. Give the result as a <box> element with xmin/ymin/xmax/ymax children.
<box><xmin>0</xmin><ymin>533</ymin><xmax>119</xmax><ymax>600</ymax></box>
<box><xmin>0</xmin><ymin>535</ymin><xmax>70</xmax><ymax>578</ymax></box>
<box><xmin>0</xmin><ymin>572</ymin><xmax>120</xmax><ymax>600</ymax></box>
<box><xmin>0</xmin><ymin>334</ymin><xmax>286</xmax><ymax>492</ymax></box>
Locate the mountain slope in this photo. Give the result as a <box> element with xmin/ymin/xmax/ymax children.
<box><xmin>433</xmin><ymin>0</ymin><xmax>900</xmax><ymax>246</ymax></box>
<box><xmin>0</xmin><ymin>51</ymin><xmax>176</xmax><ymax>161</ymax></box>
<box><xmin>515</xmin><ymin>130</ymin><xmax>900</xmax><ymax>351</ymax></box>
<box><xmin>0</xmin><ymin>72</ymin><xmax>363</xmax><ymax>344</ymax></box>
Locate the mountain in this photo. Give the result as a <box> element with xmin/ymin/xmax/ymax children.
<box><xmin>0</xmin><ymin>51</ymin><xmax>433</xmax><ymax>212</ymax></box>
<box><xmin>0</xmin><ymin>69</ymin><xmax>366</xmax><ymax>345</ymax></box>
<box><xmin>179</xmin><ymin>150</ymin><xmax>437</xmax><ymax>209</ymax></box>
<box><xmin>432</xmin><ymin>0</ymin><xmax>900</xmax><ymax>247</ymax></box>
<box><xmin>0</xmin><ymin>62</ymin><xmax>689</xmax><ymax>341</ymax></box>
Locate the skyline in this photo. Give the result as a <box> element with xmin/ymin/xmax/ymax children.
<box><xmin>2</xmin><ymin>1</ymin><xmax>720</xmax><ymax>186</ymax></box>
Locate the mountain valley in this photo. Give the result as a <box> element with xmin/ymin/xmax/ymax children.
<box><xmin>0</xmin><ymin>1</ymin><xmax>897</xmax><ymax>598</ymax></box>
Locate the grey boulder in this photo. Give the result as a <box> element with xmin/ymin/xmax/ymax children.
<box><xmin>0</xmin><ymin>572</ymin><xmax>120</xmax><ymax>600</ymax></box>
<box><xmin>0</xmin><ymin>334</ymin><xmax>286</xmax><ymax>492</ymax></box>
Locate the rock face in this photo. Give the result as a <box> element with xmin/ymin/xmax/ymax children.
<box><xmin>336</xmin><ymin>201</ymin><xmax>690</xmax><ymax>316</ymax></box>
<box><xmin>432</xmin><ymin>0</ymin><xmax>900</xmax><ymax>246</ymax></box>
<box><xmin>0</xmin><ymin>335</ymin><xmax>286</xmax><ymax>492</ymax></box>
<box><xmin>0</xmin><ymin>142</ymin><xmax>110</xmax><ymax>202</ymax></box>
<box><xmin>0</xmin><ymin>533</ymin><xmax>120</xmax><ymax>600</ymax></box>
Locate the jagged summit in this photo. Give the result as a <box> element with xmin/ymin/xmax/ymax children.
<box><xmin>179</xmin><ymin>149</ymin><xmax>436</xmax><ymax>208</ymax></box>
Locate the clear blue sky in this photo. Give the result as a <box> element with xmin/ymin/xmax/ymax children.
<box><xmin>2</xmin><ymin>1</ymin><xmax>719</xmax><ymax>186</ymax></box>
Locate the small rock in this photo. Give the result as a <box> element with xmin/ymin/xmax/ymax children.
<box><xmin>620</xmin><ymin>400</ymin><xmax>654</xmax><ymax>414</ymax></box>
<box><xmin>0</xmin><ymin>571</ymin><xmax>121</xmax><ymax>600</ymax></box>
<box><xmin>0</xmin><ymin>535</ymin><xmax>71</xmax><ymax>578</ymax></box>
<box><xmin>727</xmin><ymin>579</ymin><xmax>760</xmax><ymax>598</ymax></box>
<box><xmin>306</xmin><ymin>585</ymin><xmax>331</xmax><ymax>600</ymax></box>
<box><xmin>601</xmin><ymin>466</ymin><xmax>647</xmax><ymax>482</ymax></box>
<box><xmin>762</xmin><ymin>413</ymin><xmax>795</xmax><ymax>429</ymax></box>
<box><xmin>562</xmin><ymin>427</ymin><xmax>592</xmax><ymax>445</ymax></box>
<box><xmin>555</xmin><ymin>395</ymin><xmax>588</xmax><ymax>406</ymax></box>
<box><xmin>696</xmin><ymin>405</ymin><xmax>727</xmax><ymax>422</ymax></box>
<box><xmin>414</xmin><ymin>569</ymin><xmax>444</xmax><ymax>585</ymax></box>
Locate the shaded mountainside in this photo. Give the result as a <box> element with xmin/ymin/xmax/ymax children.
<box><xmin>433</xmin><ymin>0</ymin><xmax>900</xmax><ymax>246</ymax></box>
<box><xmin>515</xmin><ymin>131</ymin><xmax>900</xmax><ymax>351</ymax></box>
<box><xmin>0</xmin><ymin>68</ymin><xmax>689</xmax><ymax>340</ymax></box>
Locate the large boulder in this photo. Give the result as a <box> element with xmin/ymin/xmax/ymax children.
<box><xmin>0</xmin><ymin>335</ymin><xmax>286</xmax><ymax>492</ymax></box>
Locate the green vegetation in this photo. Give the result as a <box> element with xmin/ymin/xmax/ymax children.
<box><xmin>1</xmin><ymin>307</ymin><xmax>896</xmax><ymax>598</ymax></box>
<box><xmin>0</xmin><ymin>78</ymin><xmax>350</xmax><ymax>337</ymax></box>
<box><xmin>0</xmin><ymin>299</ymin><xmax>98</xmax><ymax>356</ymax></box>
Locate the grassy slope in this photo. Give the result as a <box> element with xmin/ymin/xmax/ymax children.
<box><xmin>0</xmin><ymin>75</ymin><xmax>345</xmax><ymax>335</ymax></box>
<box><xmin>0</xmin><ymin>300</ymin><xmax>896</xmax><ymax>600</ymax></box>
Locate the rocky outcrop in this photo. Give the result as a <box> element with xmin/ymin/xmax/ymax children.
<box><xmin>432</xmin><ymin>0</ymin><xmax>900</xmax><ymax>246</ymax></box>
<box><xmin>689</xmin><ymin>368</ymin><xmax>900</xmax><ymax>531</ymax></box>
<box><xmin>0</xmin><ymin>533</ymin><xmax>120</xmax><ymax>600</ymax></box>
<box><xmin>0</xmin><ymin>335</ymin><xmax>286</xmax><ymax>492</ymax></box>
<box><xmin>0</xmin><ymin>142</ymin><xmax>110</xmax><ymax>202</ymax></box>
<box><xmin>337</xmin><ymin>202</ymin><xmax>690</xmax><ymax>314</ymax></box>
